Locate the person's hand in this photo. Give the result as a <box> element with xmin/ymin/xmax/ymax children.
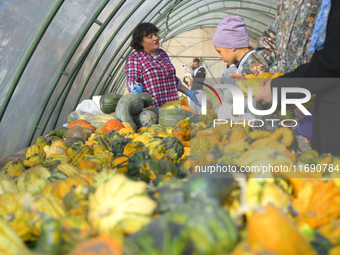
<box><xmin>254</xmin><ymin>79</ymin><xmax>272</xmax><ymax>103</ymax></box>
<box><xmin>132</xmin><ymin>83</ymin><xmax>143</xmax><ymax>94</ymax></box>
<box><xmin>186</xmin><ymin>90</ymin><xmax>201</xmax><ymax>106</ymax></box>
<box><xmin>229</xmin><ymin>73</ymin><xmax>243</xmax><ymax>79</ymax></box>
<box><xmin>278</xmin><ymin>106</ymin><xmax>306</xmax><ymax>126</ymax></box>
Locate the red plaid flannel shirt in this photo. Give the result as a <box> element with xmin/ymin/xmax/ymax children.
<box><xmin>125</xmin><ymin>48</ymin><xmax>180</xmax><ymax>107</ymax></box>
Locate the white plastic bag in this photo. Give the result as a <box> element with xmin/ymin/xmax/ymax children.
<box><xmin>75</xmin><ymin>99</ymin><xmax>103</xmax><ymax>116</ymax></box>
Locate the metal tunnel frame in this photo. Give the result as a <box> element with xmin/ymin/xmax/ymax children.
<box><xmin>0</xmin><ymin>0</ymin><xmax>278</xmax><ymax>158</ymax></box>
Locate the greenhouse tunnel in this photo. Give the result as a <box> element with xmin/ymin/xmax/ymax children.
<box><xmin>0</xmin><ymin>0</ymin><xmax>279</xmax><ymax>159</ymax></box>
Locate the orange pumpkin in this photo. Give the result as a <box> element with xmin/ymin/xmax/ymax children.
<box><xmin>103</xmin><ymin>119</ymin><xmax>125</xmax><ymax>133</ymax></box>
<box><xmin>68</xmin><ymin>120</ymin><xmax>96</xmax><ymax>131</ymax></box>
<box><xmin>181</xmin><ymin>140</ymin><xmax>190</xmax><ymax>147</ymax></box>
<box><xmin>293</xmin><ymin>179</ymin><xmax>340</xmax><ymax>228</ymax></box>
<box><xmin>51</xmin><ymin>176</ymin><xmax>90</xmax><ymax>200</ymax></box>
<box><xmin>173</xmin><ymin>117</ymin><xmax>190</xmax><ymax>141</ymax></box>
<box><xmin>180</xmin><ymin>99</ymin><xmax>188</xmax><ymax>107</ymax></box>
<box><xmin>247</xmin><ymin>205</ymin><xmax>317</xmax><ymax>255</ymax></box>
<box><xmin>69</xmin><ymin>232</ymin><xmax>122</xmax><ymax>255</ymax></box>
<box><xmin>78</xmin><ymin>159</ymin><xmax>100</xmax><ymax>172</ymax></box>
<box><xmin>66</xmin><ymin>204</ymin><xmax>89</xmax><ymax>221</ymax></box>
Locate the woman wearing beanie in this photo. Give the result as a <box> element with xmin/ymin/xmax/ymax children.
<box><xmin>212</xmin><ymin>16</ymin><xmax>255</xmax><ymax>119</ymax></box>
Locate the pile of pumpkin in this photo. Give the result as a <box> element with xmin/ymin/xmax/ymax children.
<box><xmin>1</xmin><ymin>91</ymin><xmax>340</xmax><ymax>254</ymax></box>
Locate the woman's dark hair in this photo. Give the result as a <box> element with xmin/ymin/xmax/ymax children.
<box><xmin>130</xmin><ymin>22</ymin><xmax>160</xmax><ymax>51</ymax></box>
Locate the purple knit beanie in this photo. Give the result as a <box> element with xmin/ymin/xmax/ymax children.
<box><xmin>212</xmin><ymin>16</ymin><xmax>250</xmax><ymax>49</ymax></box>
<box><xmin>297</xmin><ymin>108</ymin><xmax>314</xmax><ymax>139</ymax></box>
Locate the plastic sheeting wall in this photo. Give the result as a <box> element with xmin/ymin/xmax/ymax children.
<box><xmin>0</xmin><ymin>0</ymin><xmax>278</xmax><ymax>159</ymax></box>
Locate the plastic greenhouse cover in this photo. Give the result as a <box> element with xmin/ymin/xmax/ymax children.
<box><xmin>0</xmin><ymin>0</ymin><xmax>106</xmax><ymax>158</ymax></box>
<box><xmin>0</xmin><ymin>0</ymin><xmax>279</xmax><ymax>159</ymax></box>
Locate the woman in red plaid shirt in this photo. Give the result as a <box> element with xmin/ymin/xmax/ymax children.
<box><xmin>125</xmin><ymin>22</ymin><xmax>201</xmax><ymax>108</ymax></box>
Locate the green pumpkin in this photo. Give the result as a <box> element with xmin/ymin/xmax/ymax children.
<box><xmin>33</xmin><ymin>219</ymin><xmax>62</xmax><ymax>255</ymax></box>
<box><xmin>159</xmin><ymin>99</ymin><xmax>183</xmax><ymax>108</ymax></box>
<box><xmin>109</xmin><ymin>138</ymin><xmax>133</xmax><ymax>156</ymax></box>
<box><xmin>115</xmin><ymin>93</ymin><xmax>145</xmax><ymax>132</ymax></box>
<box><xmin>139</xmin><ymin>92</ymin><xmax>155</xmax><ymax>108</ymax></box>
<box><xmin>48</xmin><ymin>171</ymin><xmax>68</xmax><ymax>182</ymax></box>
<box><xmin>104</xmin><ymin>130</ymin><xmax>124</xmax><ymax>141</ymax></box>
<box><xmin>126</xmin><ymin>151</ymin><xmax>152</xmax><ymax>178</ymax></box>
<box><xmin>90</xmin><ymin>134</ymin><xmax>112</xmax><ymax>151</ymax></box>
<box><xmin>124</xmin><ymin>214</ymin><xmax>193</xmax><ymax>255</ymax></box>
<box><xmin>144</xmin><ymin>106</ymin><xmax>159</xmax><ymax>117</ymax></box>
<box><xmin>132</xmin><ymin>110</ymin><xmax>159</xmax><ymax>129</ymax></box>
<box><xmin>159</xmin><ymin>108</ymin><xmax>198</xmax><ymax>128</ymax></box>
<box><xmin>151</xmin><ymin>136</ymin><xmax>184</xmax><ymax>163</ymax></box>
<box><xmin>59</xmin><ymin>216</ymin><xmax>93</xmax><ymax>254</ymax></box>
<box><xmin>148</xmin><ymin>179</ymin><xmax>186</xmax><ymax>213</ymax></box>
<box><xmin>168</xmin><ymin>198</ymin><xmax>239</xmax><ymax>254</ymax></box>
<box><xmin>177</xmin><ymin>156</ymin><xmax>192</xmax><ymax>178</ymax></box>
<box><xmin>140</xmin><ymin>159</ymin><xmax>178</xmax><ymax>182</ymax></box>
<box><xmin>184</xmin><ymin>171</ymin><xmax>237</xmax><ymax>204</ymax></box>
<box><xmin>99</xmin><ymin>93</ymin><xmax>123</xmax><ymax>114</ymax></box>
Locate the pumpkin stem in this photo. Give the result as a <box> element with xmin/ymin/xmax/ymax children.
<box><xmin>232</xmin><ymin>175</ymin><xmax>265</xmax><ymax>223</ymax></box>
<box><xmin>232</xmin><ymin>205</ymin><xmax>265</xmax><ymax>223</ymax></box>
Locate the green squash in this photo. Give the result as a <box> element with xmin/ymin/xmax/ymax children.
<box><xmin>46</xmin><ymin>127</ymin><xmax>68</xmax><ymax>139</ymax></box>
<box><xmin>159</xmin><ymin>108</ymin><xmax>198</xmax><ymax>128</ymax></box>
<box><xmin>33</xmin><ymin>219</ymin><xmax>62</xmax><ymax>255</ymax></box>
<box><xmin>126</xmin><ymin>151</ymin><xmax>152</xmax><ymax>178</ymax></box>
<box><xmin>139</xmin><ymin>92</ymin><xmax>155</xmax><ymax>108</ymax></box>
<box><xmin>115</xmin><ymin>93</ymin><xmax>144</xmax><ymax>132</ymax></box>
<box><xmin>90</xmin><ymin>134</ymin><xmax>112</xmax><ymax>151</ymax></box>
<box><xmin>132</xmin><ymin>110</ymin><xmax>158</xmax><ymax>129</ymax></box>
<box><xmin>159</xmin><ymin>99</ymin><xmax>183</xmax><ymax>109</ymax></box>
<box><xmin>144</xmin><ymin>106</ymin><xmax>159</xmax><ymax>117</ymax></box>
<box><xmin>104</xmin><ymin>130</ymin><xmax>124</xmax><ymax>147</ymax></box>
<box><xmin>89</xmin><ymin>114</ymin><xmax>117</xmax><ymax>128</ymax></box>
<box><xmin>184</xmin><ymin>171</ymin><xmax>237</xmax><ymax>204</ymax></box>
<box><xmin>124</xmin><ymin>214</ymin><xmax>193</xmax><ymax>255</ymax></box>
<box><xmin>168</xmin><ymin>197</ymin><xmax>239</xmax><ymax>254</ymax></box>
<box><xmin>148</xmin><ymin>179</ymin><xmax>186</xmax><ymax>213</ymax></box>
<box><xmin>152</xmin><ymin>136</ymin><xmax>184</xmax><ymax>164</ymax></box>
<box><xmin>59</xmin><ymin>216</ymin><xmax>93</xmax><ymax>254</ymax></box>
<box><xmin>109</xmin><ymin>138</ymin><xmax>133</xmax><ymax>156</ymax></box>
<box><xmin>48</xmin><ymin>171</ymin><xmax>68</xmax><ymax>182</ymax></box>
<box><xmin>140</xmin><ymin>159</ymin><xmax>178</xmax><ymax>182</ymax></box>
<box><xmin>99</xmin><ymin>93</ymin><xmax>123</xmax><ymax>114</ymax></box>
